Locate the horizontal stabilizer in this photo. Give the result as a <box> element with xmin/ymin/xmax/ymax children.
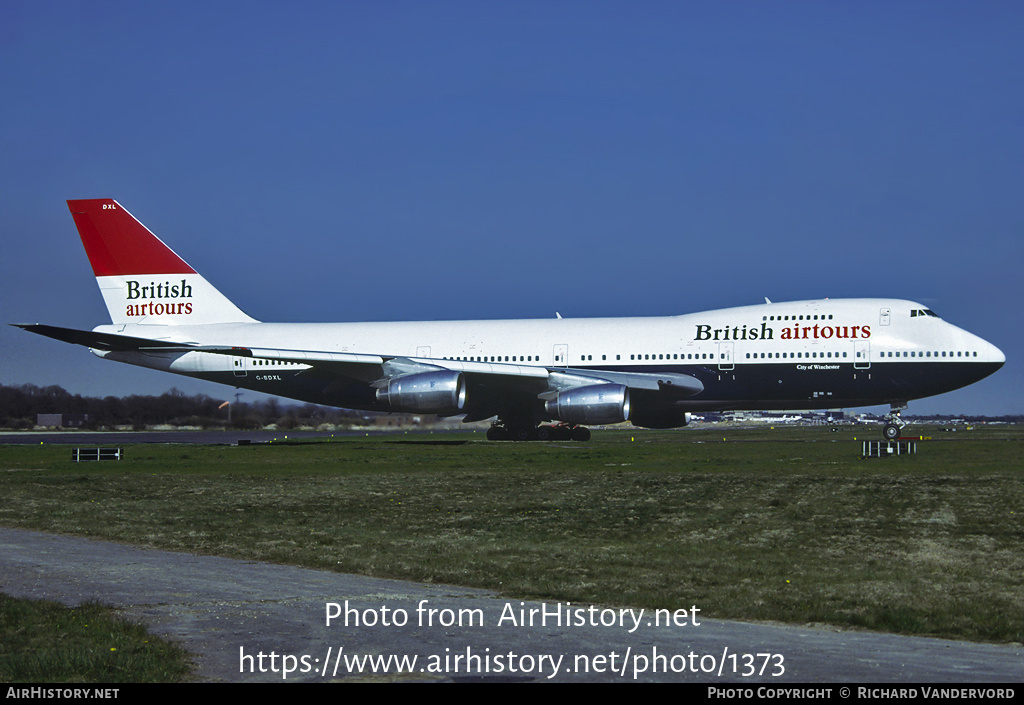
<box><xmin>11</xmin><ymin>324</ymin><xmax>228</xmax><ymax>353</ymax></box>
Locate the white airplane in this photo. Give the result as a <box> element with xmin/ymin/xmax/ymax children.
<box><xmin>15</xmin><ymin>199</ymin><xmax>1005</xmax><ymax>441</ymax></box>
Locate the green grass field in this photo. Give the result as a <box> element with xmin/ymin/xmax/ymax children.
<box><xmin>0</xmin><ymin>595</ymin><xmax>192</xmax><ymax>682</ymax></box>
<box><xmin>2</xmin><ymin>424</ymin><xmax>1022</xmax><ymax>647</ymax></box>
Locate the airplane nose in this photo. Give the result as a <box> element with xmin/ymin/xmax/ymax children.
<box><xmin>991</xmin><ymin>341</ymin><xmax>1006</xmax><ymax>366</ymax></box>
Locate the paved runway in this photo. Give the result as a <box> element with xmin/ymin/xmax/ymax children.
<box><xmin>2</xmin><ymin>527</ymin><xmax>1021</xmax><ymax>683</ymax></box>
<box><xmin>0</xmin><ymin>429</ymin><xmax>345</xmax><ymax>445</ymax></box>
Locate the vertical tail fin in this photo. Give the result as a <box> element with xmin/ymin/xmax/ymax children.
<box><xmin>67</xmin><ymin>199</ymin><xmax>257</xmax><ymax>325</ymax></box>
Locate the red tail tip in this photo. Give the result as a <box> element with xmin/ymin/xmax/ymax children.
<box><xmin>67</xmin><ymin>199</ymin><xmax>195</xmax><ymax>277</ymax></box>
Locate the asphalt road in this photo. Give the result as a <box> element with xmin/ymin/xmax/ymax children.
<box><xmin>1</xmin><ymin>527</ymin><xmax>1021</xmax><ymax>683</ymax></box>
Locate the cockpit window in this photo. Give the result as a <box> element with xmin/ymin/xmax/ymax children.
<box><xmin>910</xmin><ymin>309</ymin><xmax>939</xmax><ymax>318</ymax></box>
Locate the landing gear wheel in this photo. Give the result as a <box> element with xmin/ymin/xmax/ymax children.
<box><xmin>492</xmin><ymin>422</ymin><xmax>590</xmax><ymax>441</ymax></box>
<box><xmin>486</xmin><ymin>425</ymin><xmax>509</xmax><ymax>441</ymax></box>
<box><xmin>570</xmin><ymin>426</ymin><xmax>592</xmax><ymax>442</ymax></box>
<box><xmin>882</xmin><ymin>403</ymin><xmax>908</xmax><ymax>442</ymax></box>
<box><xmin>511</xmin><ymin>427</ymin><xmax>532</xmax><ymax>442</ymax></box>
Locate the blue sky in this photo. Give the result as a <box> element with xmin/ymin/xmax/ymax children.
<box><xmin>2</xmin><ymin>1</ymin><xmax>1020</xmax><ymax>414</ymax></box>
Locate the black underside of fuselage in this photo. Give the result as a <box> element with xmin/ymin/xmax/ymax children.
<box><xmin>612</xmin><ymin>360</ymin><xmax>1002</xmax><ymax>410</ymax></box>
<box><xmin>191</xmin><ymin>360</ymin><xmax>1002</xmax><ymax>422</ymax></box>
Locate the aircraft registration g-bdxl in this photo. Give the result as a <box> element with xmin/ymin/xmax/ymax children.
<box><xmin>15</xmin><ymin>199</ymin><xmax>1005</xmax><ymax>441</ymax></box>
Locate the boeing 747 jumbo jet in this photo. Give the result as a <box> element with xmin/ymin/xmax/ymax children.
<box><xmin>15</xmin><ymin>199</ymin><xmax>1005</xmax><ymax>441</ymax></box>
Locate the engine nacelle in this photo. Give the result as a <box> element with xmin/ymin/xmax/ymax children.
<box><xmin>544</xmin><ymin>384</ymin><xmax>630</xmax><ymax>425</ymax></box>
<box><xmin>376</xmin><ymin>370</ymin><xmax>467</xmax><ymax>415</ymax></box>
<box><xmin>629</xmin><ymin>407</ymin><xmax>692</xmax><ymax>429</ymax></box>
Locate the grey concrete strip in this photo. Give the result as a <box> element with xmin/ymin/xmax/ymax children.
<box><xmin>1</xmin><ymin>527</ymin><xmax>1020</xmax><ymax>683</ymax></box>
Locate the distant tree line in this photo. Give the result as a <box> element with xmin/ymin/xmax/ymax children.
<box><xmin>0</xmin><ymin>383</ymin><xmax>375</xmax><ymax>430</ymax></box>
<box><xmin>2</xmin><ymin>383</ymin><xmax>1017</xmax><ymax>431</ymax></box>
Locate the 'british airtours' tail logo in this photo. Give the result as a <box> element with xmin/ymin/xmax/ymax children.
<box><xmin>124</xmin><ymin>279</ymin><xmax>194</xmax><ymax>318</ymax></box>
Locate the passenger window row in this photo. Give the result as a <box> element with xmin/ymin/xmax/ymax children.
<box><xmin>441</xmin><ymin>349</ymin><xmax>980</xmax><ymax>364</ymax></box>
<box><xmin>631</xmin><ymin>353</ymin><xmax>713</xmax><ymax>361</ymax></box>
<box><xmin>746</xmin><ymin>351</ymin><xmax>847</xmax><ymax>359</ymax></box>
<box><xmin>444</xmin><ymin>355</ymin><xmax>538</xmax><ymax>362</ymax></box>
<box><xmin>764</xmin><ymin>314</ymin><xmax>834</xmax><ymax>321</ymax></box>
<box><xmin>882</xmin><ymin>350</ymin><xmax>977</xmax><ymax>358</ymax></box>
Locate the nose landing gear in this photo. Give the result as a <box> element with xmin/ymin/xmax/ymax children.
<box><xmin>882</xmin><ymin>403</ymin><xmax>908</xmax><ymax>440</ymax></box>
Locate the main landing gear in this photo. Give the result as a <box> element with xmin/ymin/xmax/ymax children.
<box><xmin>882</xmin><ymin>403</ymin><xmax>908</xmax><ymax>441</ymax></box>
<box><xmin>486</xmin><ymin>423</ymin><xmax>592</xmax><ymax>442</ymax></box>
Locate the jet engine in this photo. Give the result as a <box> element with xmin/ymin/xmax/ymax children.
<box><xmin>376</xmin><ymin>370</ymin><xmax>467</xmax><ymax>415</ymax></box>
<box><xmin>544</xmin><ymin>384</ymin><xmax>630</xmax><ymax>425</ymax></box>
<box><xmin>629</xmin><ymin>405</ymin><xmax>692</xmax><ymax>429</ymax></box>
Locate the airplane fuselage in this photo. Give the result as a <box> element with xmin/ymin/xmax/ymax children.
<box><xmin>95</xmin><ymin>297</ymin><xmax>1004</xmax><ymax>416</ymax></box>
<box><xmin>20</xmin><ymin>199</ymin><xmax>1004</xmax><ymax>440</ymax></box>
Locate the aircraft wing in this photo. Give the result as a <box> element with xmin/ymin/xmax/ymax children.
<box><xmin>229</xmin><ymin>344</ymin><xmax>705</xmax><ymax>422</ymax></box>
<box><xmin>14</xmin><ymin>323</ymin><xmax>703</xmax><ymax>421</ymax></box>
<box><xmin>227</xmin><ymin>344</ymin><xmax>703</xmax><ymax>397</ymax></box>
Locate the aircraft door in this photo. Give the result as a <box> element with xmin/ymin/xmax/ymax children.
<box><xmin>553</xmin><ymin>344</ymin><xmax>568</xmax><ymax>367</ymax></box>
<box><xmin>232</xmin><ymin>356</ymin><xmax>247</xmax><ymax>377</ymax></box>
<box><xmin>854</xmin><ymin>340</ymin><xmax>871</xmax><ymax>369</ymax></box>
<box><xmin>416</xmin><ymin>346</ymin><xmax>431</xmax><ymax>358</ymax></box>
<box><xmin>718</xmin><ymin>342</ymin><xmax>734</xmax><ymax>371</ymax></box>
<box><xmin>880</xmin><ymin>308</ymin><xmax>891</xmax><ymax>326</ymax></box>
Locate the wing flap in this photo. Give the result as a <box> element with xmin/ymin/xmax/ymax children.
<box><xmin>239</xmin><ymin>346</ymin><xmax>385</xmax><ymax>366</ymax></box>
<box><xmin>554</xmin><ymin>369</ymin><xmax>704</xmax><ymax>396</ymax></box>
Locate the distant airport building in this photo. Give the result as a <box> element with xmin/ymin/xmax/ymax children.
<box><xmin>721</xmin><ymin>411</ymin><xmax>845</xmax><ymax>423</ymax></box>
<box><xmin>36</xmin><ymin>414</ymin><xmax>89</xmax><ymax>428</ymax></box>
